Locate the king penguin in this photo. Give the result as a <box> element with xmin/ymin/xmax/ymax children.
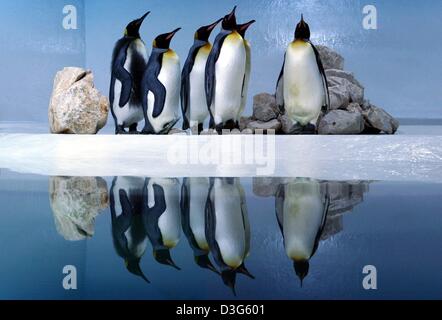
<box><xmin>236</xmin><ymin>20</ymin><xmax>256</xmax><ymax>122</ymax></box>
<box><xmin>180</xmin><ymin>178</ymin><xmax>219</xmax><ymax>274</ymax></box>
<box><xmin>275</xmin><ymin>178</ymin><xmax>330</xmax><ymax>286</ymax></box>
<box><xmin>110</xmin><ymin>177</ymin><xmax>150</xmax><ymax>283</ymax></box>
<box><xmin>110</xmin><ymin>12</ymin><xmax>150</xmax><ymax>135</ymax></box>
<box><xmin>205</xmin><ymin>178</ymin><xmax>254</xmax><ymax>295</ymax></box>
<box><xmin>276</xmin><ymin>15</ymin><xmax>330</xmax><ymax>134</ymax></box>
<box><xmin>143</xmin><ymin>178</ymin><xmax>182</xmax><ymax>269</ymax></box>
<box><xmin>205</xmin><ymin>7</ymin><xmax>248</xmax><ymax>133</ymax></box>
<box><xmin>141</xmin><ymin>29</ymin><xmax>182</xmax><ymax>135</ymax></box>
<box><xmin>181</xmin><ymin>19</ymin><xmax>223</xmax><ymax>134</ymax></box>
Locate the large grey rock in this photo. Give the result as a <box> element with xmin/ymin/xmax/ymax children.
<box><xmin>247</xmin><ymin>119</ymin><xmax>282</xmax><ymax>133</ymax></box>
<box><xmin>50</xmin><ymin>177</ymin><xmax>108</xmax><ymax>241</ymax></box>
<box><xmin>239</xmin><ymin>116</ymin><xmax>254</xmax><ymax>131</ymax></box>
<box><xmin>322</xmin><ymin>181</ymin><xmax>370</xmax><ymax>216</ymax></box>
<box><xmin>316</xmin><ymin>45</ymin><xmax>345</xmax><ymax>70</ymax></box>
<box><xmin>278</xmin><ymin>114</ymin><xmax>298</xmax><ymax>134</ymax></box>
<box><xmin>318</xmin><ymin>110</ymin><xmax>365</xmax><ymax>135</ymax></box>
<box><xmin>253</xmin><ymin>177</ymin><xmax>284</xmax><ymax>198</ymax></box>
<box><xmin>329</xmin><ymin>86</ymin><xmax>350</xmax><ymax>110</ymax></box>
<box><xmin>346</xmin><ymin>102</ymin><xmax>364</xmax><ymax>114</ymax></box>
<box><xmin>326</xmin><ymin>69</ymin><xmax>364</xmax><ymax>90</ymax></box>
<box><xmin>328</xmin><ymin>76</ymin><xmax>364</xmax><ymax>104</ymax></box>
<box><xmin>363</xmin><ymin>105</ymin><xmax>400</xmax><ymax>134</ymax></box>
<box><xmin>253</xmin><ymin>93</ymin><xmax>280</xmax><ymax>122</ymax></box>
<box><xmin>49</xmin><ymin>67</ymin><xmax>109</xmax><ymax>134</ymax></box>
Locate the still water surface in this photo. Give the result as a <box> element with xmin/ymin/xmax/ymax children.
<box><xmin>0</xmin><ymin>171</ymin><xmax>441</xmax><ymax>300</ymax></box>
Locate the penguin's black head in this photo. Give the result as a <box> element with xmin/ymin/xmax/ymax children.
<box><xmin>295</xmin><ymin>14</ymin><xmax>311</xmax><ymax>41</ymax></box>
<box><xmin>154</xmin><ymin>249</ymin><xmax>181</xmax><ymax>270</ymax></box>
<box><xmin>294</xmin><ymin>259</ymin><xmax>310</xmax><ymax>287</ymax></box>
<box><xmin>237</xmin><ymin>20</ymin><xmax>256</xmax><ymax>38</ymax></box>
<box><xmin>195</xmin><ymin>18</ymin><xmax>223</xmax><ymax>42</ymax></box>
<box><xmin>125</xmin><ymin>11</ymin><xmax>150</xmax><ymax>38</ymax></box>
<box><xmin>153</xmin><ymin>28</ymin><xmax>181</xmax><ymax>49</ymax></box>
<box><xmin>221</xmin><ymin>270</ymin><xmax>238</xmax><ymax>296</ymax></box>
<box><xmin>125</xmin><ymin>258</ymin><xmax>150</xmax><ymax>283</ymax></box>
<box><xmin>222</xmin><ymin>6</ymin><xmax>238</xmax><ymax>31</ymax></box>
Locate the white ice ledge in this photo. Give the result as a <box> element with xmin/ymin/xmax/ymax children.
<box><xmin>1</xmin><ymin>134</ymin><xmax>442</xmax><ymax>182</ymax></box>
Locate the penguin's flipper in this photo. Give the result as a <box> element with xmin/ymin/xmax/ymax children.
<box><xmin>312</xmin><ymin>195</ymin><xmax>331</xmax><ymax>257</ymax></box>
<box><xmin>113</xmin><ymin>44</ymin><xmax>134</xmax><ymax>108</ymax></box>
<box><xmin>146</xmin><ymin>72</ymin><xmax>167</xmax><ymax>119</ymax></box>
<box><xmin>141</xmin><ymin>51</ymin><xmax>167</xmax><ymax>119</ymax></box>
<box><xmin>275</xmin><ymin>184</ymin><xmax>285</xmax><ymax>233</ymax></box>
<box><xmin>181</xmin><ymin>43</ymin><xmax>205</xmax><ymax>130</ymax></box>
<box><xmin>238</xmin><ymin>184</ymin><xmax>251</xmax><ymax>255</ymax></box>
<box><xmin>310</xmin><ymin>43</ymin><xmax>330</xmax><ymax>112</ymax></box>
<box><xmin>150</xmin><ymin>184</ymin><xmax>167</xmax><ymax>217</ymax></box>
<box><xmin>205</xmin><ymin>32</ymin><xmax>230</xmax><ymax>108</ymax></box>
<box><xmin>275</xmin><ymin>55</ymin><xmax>286</xmax><ymax>114</ymax></box>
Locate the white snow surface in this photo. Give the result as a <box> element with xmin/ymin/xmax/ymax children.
<box><xmin>1</xmin><ymin>133</ymin><xmax>442</xmax><ymax>182</ymax></box>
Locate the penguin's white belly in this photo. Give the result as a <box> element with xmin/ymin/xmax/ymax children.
<box><xmin>189</xmin><ymin>50</ymin><xmax>210</xmax><ymax>125</ymax></box>
<box><xmin>283</xmin><ymin>181</ymin><xmax>325</xmax><ymax>261</ymax></box>
<box><xmin>148</xmin><ymin>51</ymin><xmax>181</xmax><ymax>133</ymax></box>
<box><xmin>113</xmin><ymin>40</ymin><xmax>148</xmax><ymax>127</ymax></box>
<box><xmin>239</xmin><ymin>41</ymin><xmax>251</xmax><ymax>118</ymax></box>
<box><xmin>149</xmin><ymin>178</ymin><xmax>181</xmax><ymax>248</ymax></box>
<box><xmin>284</xmin><ymin>42</ymin><xmax>324</xmax><ymax>125</ymax></box>
<box><xmin>124</xmin><ymin>224</ymin><xmax>148</xmax><ymax>258</ymax></box>
<box><xmin>214</xmin><ymin>183</ymin><xmax>246</xmax><ymax>268</ymax></box>
<box><xmin>189</xmin><ymin>178</ymin><xmax>210</xmax><ymax>250</ymax></box>
<box><xmin>213</xmin><ymin>33</ymin><xmax>246</xmax><ymax>124</ymax></box>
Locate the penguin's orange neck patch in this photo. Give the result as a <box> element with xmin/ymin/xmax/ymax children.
<box><xmin>164</xmin><ymin>49</ymin><xmax>178</xmax><ymax>60</ymax></box>
<box><xmin>201</xmin><ymin>43</ymin><xmax>212</xmax><ymax>53</ymax></box>
<box><xmin>291</xmin><ymin>39</ymin><xmax>309</xmax><ymax>48</ymax></box>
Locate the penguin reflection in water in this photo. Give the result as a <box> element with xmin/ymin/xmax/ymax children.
<box><xmin>110</xmin><ymin>12</ymin><xmax>150</xmax><ymax>135</ymax></box>
<box><xmin>276</xmin><ymin>15</ymin><xmax>330</xmax><ymax>134</ymax></box>
<box><xmin>110</xmin><ymin>177</ymin><xmax>150</xmax><ymax>282</ymax></box>
<box><xmin>205</xmin><ymin>178</ymin><xmax>254</xmax><ymax>295</ymax></box>
<box><xmin>143</xmin><ymin>178</ymin><xmax>182</xmax><ymax>269</ymax></box>
<box><xmin>141</xmin><ymin>29</ymin><xmax>182</xmax><ymax>135</ymax></box>
<box><xmin>180</xmin><ymin>178</ymin><xmax>219</xmax><ymax>274</ymax></box>
<box><xmin>110</xmin><ymin>177</ymin><xmax>182</xmax><ymax>283</ymax></box>
<box><xmin>275</xmin><ymin>178</ymin><xmax>330</xmax><ymax>285</ymax></box>
<box><xmin>181</xmin><ymin>19</ymin><xmax>223</xmax><ymax>134</ymax></box>
<box><xmin>205</xmin><ymin>7</ymin><xmax>255</xmax><ymax>133</ymax></box>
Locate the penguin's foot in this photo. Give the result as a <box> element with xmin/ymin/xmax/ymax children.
<box><xmin>141</xmin><ymin>127</ymin><xmax>154</xmax><ymax>135</ymax></box>
<box><xmin>215</xmin><ymin>124</ymin><xmax>224</xmax><ymax>135</ymax></box>
<box><xmin>303</xmin><ymin>124</ymin><xmax>317</xmax><ymax>135</ymax></box>
<box><xmin>128</xmin><ymin>124</ymin><xmax>139</xmax><ymax>135</ymax></box>
<box><xmin>288</xmin><ymin>123</ymin><xmax>304</xmax><ymax>135</ymax></box>
<box><xmin>115</xmin><ymin>126</ymin><xmax>127</xmax><ymax>135</ymax></box>
<box><xmin>224</xmin><ymin>119</ymin><xmax>237</xmax><ymax>131</ymax></box>
<box><xmin>198</xmin><ymin>123</ymin><xmax>204</xmax><ymax>135</ymax></box>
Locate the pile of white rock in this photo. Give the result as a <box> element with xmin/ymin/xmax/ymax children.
<box><xmin>243</xmin><ymin>46</ymin><xmax>400</xmax><ymax>135</ymax></box>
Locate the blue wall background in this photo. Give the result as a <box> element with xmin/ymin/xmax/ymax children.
<box><xmin>0</xmin><ymin>0</ymin><xmax>441</xmax><ymax>123</ymax></box>
<box><xmin>0</xmin><ymin>0</ymin><xmax>85</xmax><ymax>122</ymax></box>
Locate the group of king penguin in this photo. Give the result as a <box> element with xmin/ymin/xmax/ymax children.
<box><xmin>110</xmin><ymin>176</ymin><xmax>330</xmax><ymax>293</ymax></box>
<box><xmin>110</xmin><ymin>7</ymin><xmax>329</xmax><ymax>135</ymax></box>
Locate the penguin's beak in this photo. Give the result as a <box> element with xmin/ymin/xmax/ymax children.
<box><xmin>229</xmin><ymin>5</ymin><xmax>237</xmax><ymax>18</ymax></box>
<box><xmin>136</xmin><ymin>11</ymin><xmax>150</xmax><ymax>28</ymax></box>
<box><xmin>206</xmin><ymin>18</ymin><xmax>223</xmax><ymax>32</ymax></box>
<box><xmin>165</xmin><ymin>28</ymin><xmax>181</xmax><ymax>41</ymax></box>
<box><xmin>238</xmin><ymin>20</ymin><xmax>256</xmax><ymax>35</ymax></box>
<box><xmin>227</xmin><ymin>6</ymin><xmax>237</xmax><ymax>22</ymax></box>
